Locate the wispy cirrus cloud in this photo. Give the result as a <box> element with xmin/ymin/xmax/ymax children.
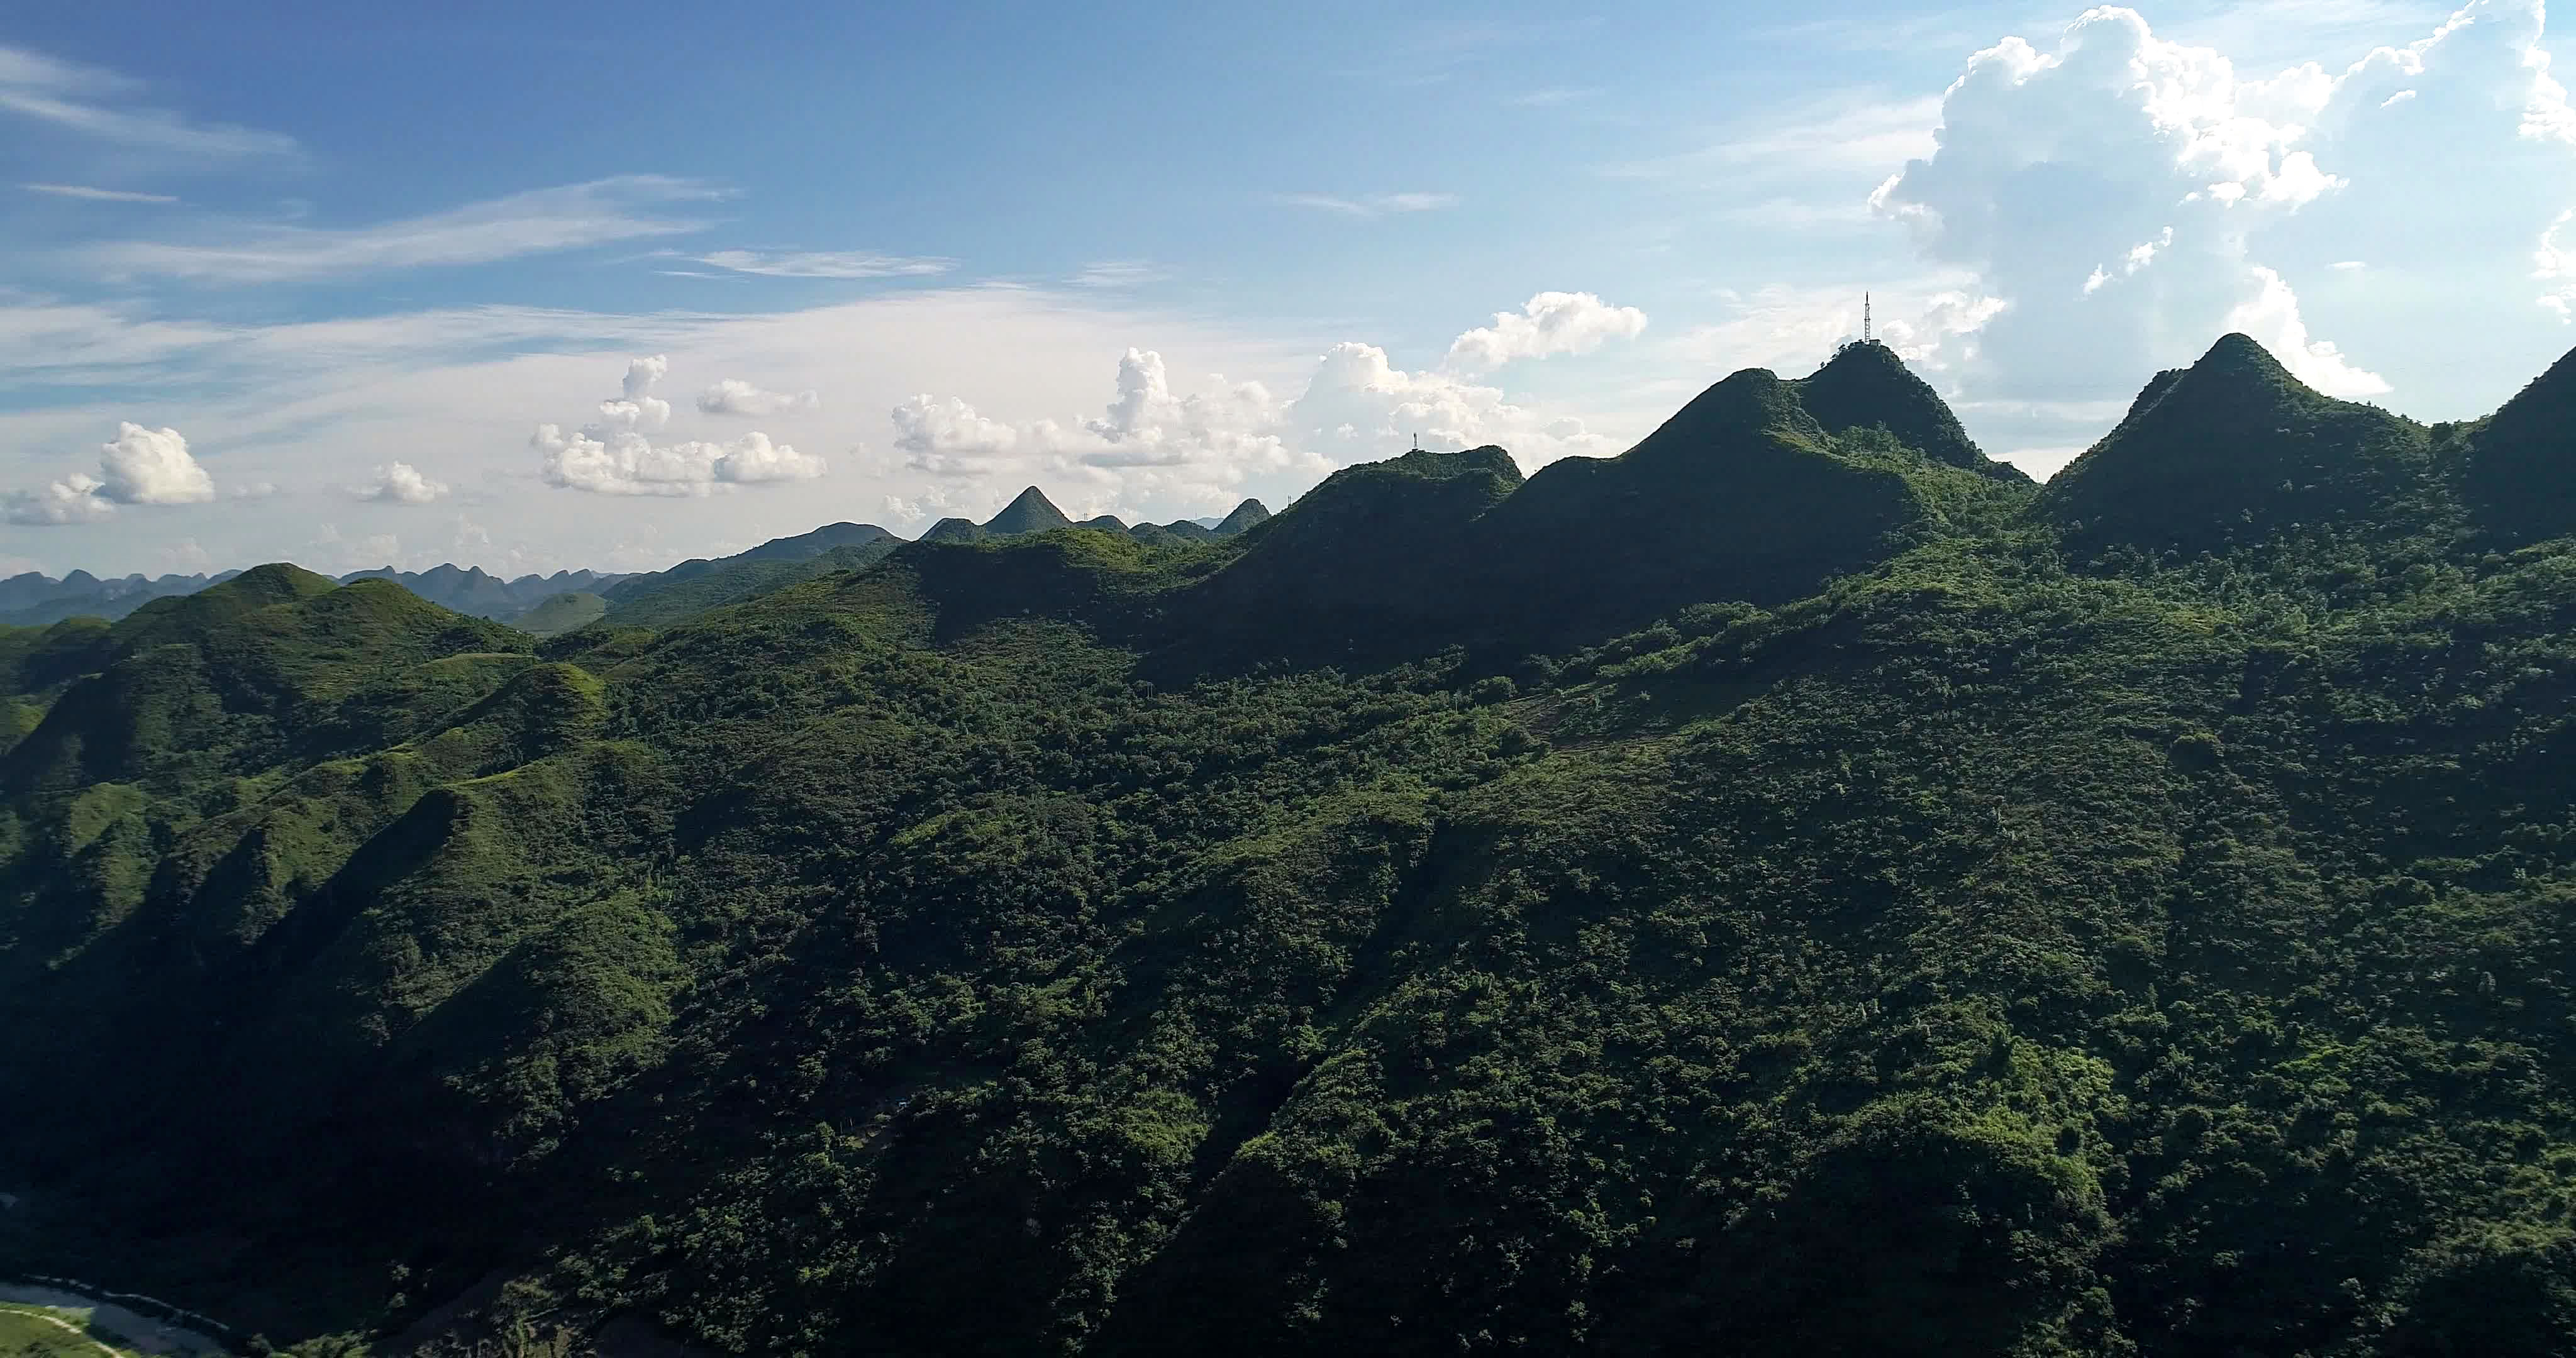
<box><xmin>79</xmin><ymin>175</ymin><xmax>726</xmax><ymax>284</ymax></box>
<box><xmin>0</xmin><ymin>292</ymin><xmax>700</xmax><ymax>395</ymax></box>
<box><xmin>694</xmin><ymin>248</ymin><xmax>953</xmax><ymax>279</ymax></box>
<box><xmin>1272</xmin><ymin>191</ymin><xmax>1460</xmax><ymax>219</ymax></box>
<box><xmin>22</xmin><ymin>182</ymin><xmax>177</xmax><ymax>203</ymax></box>
<box><xmin>1350</xmin><ymin>16</ymin><xmax>1603</xmax><ymax>87</ymax></box>
<box><xmin>1508</xmin><ymin>86</ymin><xmax>1598</xmax><ymax>108</ymax></box>
<box><xmin>1604</xmin><ymin>92</ymin><xmax>1940</xmax><ymax>183</ymax></box>
<box><xmin>0</xmin><ymin>42</ymin><xmax>299</xmax><ymax>162</ymax></box>
<box><xmin>1070</xmin><ymin>260</ymin><xmax>1170</xmax><ymax>288</ymax></box>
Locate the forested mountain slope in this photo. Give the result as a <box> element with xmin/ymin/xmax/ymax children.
<box><xmin>2</xmin><ymin>337</ymin><xmax>2573</xmax><ymax>1357</ymax></box>
<box><xmin>2040</xmin><ymin>334</ymin><xmax>2437</xmax><ymax>555</ymax></box>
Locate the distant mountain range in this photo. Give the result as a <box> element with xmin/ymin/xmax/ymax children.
<box><xmin>0</xmin><ymin>569</ymin><xmax>247</xmax><ymax>627</ymax></box>
<box><xmin>0</xmin><ymin>563</ymin><xmax>627</xmax><ymax>630</ymax></box>
<box><xmin>338</xmin><ymin>565</ymin><xmax>635</xmax><ymax>625</ymax></box>
<box><xmin>920</xmin><ymin>489</ymin><xmax>1272</xmax><ymax>548</ymax></box>
<box><xmin>6</xmin><ymin>495</ymin><xmax>1274</xmax><ymax>633</ymax></box>
<box><xmin>596</xmin><ymin>493</ymin><xmax>1270</xmax><ymax>627</ymax></box>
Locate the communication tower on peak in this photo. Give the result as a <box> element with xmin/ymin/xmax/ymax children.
<box><xmin>1864</xmin><ymin>292</ymin><xmax>1874</xmax><ymax>345</ymax></box>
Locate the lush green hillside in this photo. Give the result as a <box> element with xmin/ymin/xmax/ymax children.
<box><xmin>2463</xmin><ymin>345</ymin><xmax>2576</xmax><ymax>545</ymax></box>
<box><xmin>509</xmin><ymin>592</ymin><xmax>609</xmax><ymax>636</ymax></box>
<box><xmin>1469</xmin><ymin>365</ymin><xmax>1963</xmax><ymax>652</ymax></box>
<box><xmin>2040</xmin><ymin>334</ymin><xmax>2439</xmax><ymax>555</ymax></box>
<box><xmin>1794</xmin><ymin>339</ymin><xmax>2025</xmax><ymax>482</ymax></box>
<box><xmin>6</xmin><ymin>338</ymin><xmax>2576</xmax><ymax>1358</ymax></box>
<box><xmin>603</xmin><ymin>540</ymin><xmax>904</xmax><ymax>628</ymax></box>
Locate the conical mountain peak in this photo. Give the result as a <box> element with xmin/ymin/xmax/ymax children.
<box><xmin>218</xmin><ymin>562</ymin><xmax>340</xmax><ymax>601</ymax></box>
<box><xmin>1815</xmin><ymin>338</ymin><xmax>1908</xmax><ymax>376</ymax></box>
<box><xmin>2197</xmin><ymin>331</ymin><xmax>2292</xmax><ymax>377</ymax></box>
<box><xmin>1624</xmin><ymin>368</ymin><xmax>1823</xmax><ymax>466</ymax></box>
<box><xmin>2109</xmin><ymin>333</ymin><xmax>2324</xmax><ymax>436</ymax></box>
<box><xmin>1794</xmin><ymin>341</ymin><xmax>2014</xmax><ymax>478</ymax></box>
<box><xmin>984</xmin><ymin>486</ymin><xmax>1074</xmax><ymax>536</ymax></box>
<box><xmin>1214</xmin><ymin>498</ymin><xmax>1272</xmax><ymax>535</ymax></box>
<box><xmin>2042</xmin><ymin>331</ymin><xmax>2425</xmax><ymax>551</ymax></box>
<box><xmin>2478</xmin><ymin>343</ymin><xmax>2576</xmax><ymax>446</ymax></box>
<box><xmin>2463</xmin><ymin>342</ymin><xmax>2576</xmax><ymax>542</ymax></box>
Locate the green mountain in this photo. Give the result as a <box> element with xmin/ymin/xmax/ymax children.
<box><xmin>2463</xmin><ymin>345</ymin><xmax>2576</xmax><ymax>544</ymax></box>
<box><xmin>1468</xmin><ymin>366</ymin><xmax>1952</xmax><ymax>650</ymax></box>
<box><xmin>1213</xmin><ymin>497</ymin><xmax>1272</xmax><ymax>534</ymax></box>
<box><xmin>602</xmin><ymin>526</ymin><xmax>904</xmax><ymax>627</ymax></box>
<box><xmin>8</xmin><ymin>336</ymin><xmax>2576</xmax><ymax>1358</ymax></box>
<box><xmin>730</xmin><ymin>521</ymin><xmax>896</xmax><ymax>563</ymax></box>
<box><xmin>1182</xmin><ymin>446</ymin><xmax>1525</xmax><ymax>661</ymax></box>
<box><xmin>509</xmin><ymin>591</ymin><xmax>609</xmax><ymax>636</ymax></box>
<box><xmin>985</xmin><ymin>485</ymin><xmax>1076</xmax><ymax>536</ymax></box>
<box><xmin>1792</xmin><ymin>340</ymin><xmax>2026</xmax><ymax>482</ymax></box>
<box><xmin>2039</xmin><ymin>333</ymin><xmax>2436</xmax><ymax>554</ymax></box>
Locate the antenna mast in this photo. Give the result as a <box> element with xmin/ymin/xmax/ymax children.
<box><xmin>1864</xmin><ymin>292</ymin><xmax>1873</xmax><ymax>345</ymax></box>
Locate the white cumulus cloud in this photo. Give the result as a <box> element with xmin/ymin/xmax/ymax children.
<box><xmin>3</xmin><ymin>472</ymin><xmax>113</xmax><ymax>525</ymax></box>
<box><xmin>874</xmin><ymin>292</ymin><xmax>1650</xmax><ymax>517</ymax></box>
<box><xmin>97</xmin><ymin>422</ymin><xmax>216</xmax><ymax>503</ymax></box>
<box><xmin>360</xmin><ymin>461</ymin><xmax>448</xmax><ymax>504</ymax></box>
<box><xmin>535</xmin><ymin>356</ymin><xmax>826</xmax><ymax>496</ymax></box>
<box><xmin>1444</xmin><ymin>291</ymin><xmax>1650</xmax><ymax>372</ymax></box>
<box><xmin>891</xmin><ymin>394</ymin><xmax>1023</xmax><ymax>478</ymax></box>
<box><xmin>697</xmin><ymin>378</ymin><xmax>820</xmax><ymax>416</ymax></box>
<box><xmin>3</xmin><ymin>421</ymin><xmax>216</xmax><ymax>525</ymax></box>
<box><xmin>1874</xmin><ymin>0</ymin><xmax>2576</xmax><ymax>416</ymax></box>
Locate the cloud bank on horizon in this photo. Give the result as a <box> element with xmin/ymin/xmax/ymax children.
<box><xmin>2</xmin><ymin>1</ymin><xmax>2572</xmax><ymax>575</ymax></box>
<box><xmin>874</xmin><ymin>290</ymin><xmax>1649</xmax><ymax>526</ymax></box>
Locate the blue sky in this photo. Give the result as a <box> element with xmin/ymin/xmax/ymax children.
<box><xmin>3</xmin><ymin>0</ymin><xmax>2572</xmax><ymax>577</ymax></box>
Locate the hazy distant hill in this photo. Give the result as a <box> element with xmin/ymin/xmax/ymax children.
<box><xmin>511</xmin><ymin>591</ymin><xmax>610</xmax><ymax>636</ymax></box>
<box><xmin>0</xmin><ymin>568</ymin><xmax>245</xmax><ymax>626</ymax></box>
<box><xmin>600</xmin><ymin>522</ymin><xmax>904</xmax><ymax>627</ymax></box>
<box><xmin>906</xmin><ymin>490</ymin><xmax>1269</xmax><ymax>553</ymax></box>
<box><xmin>339</xmin><ymin>564</ymin><xmax>633</xmax><ymax>624</ymax></box>
<box><xmin>2</xmin><ymin>565</ymin><xmax>633</xmax><ymax>631</ymax></box>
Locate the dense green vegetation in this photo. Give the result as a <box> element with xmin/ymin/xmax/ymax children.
<box><xmin>4</xmin><ymin>336</ymin><xmax>2575</xmax><ymax>1356</ymax></box>
<box><xmin>509</xmin><ymin>594</ymin><xmax>609</xmax><ymax>638</ymax></box>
